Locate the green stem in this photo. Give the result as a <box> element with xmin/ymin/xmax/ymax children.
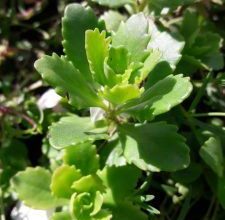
<box><xmin>177</xmin><ymin>193</ymin><xmax>191</xmax><ymax>220</ymax></box>
<box><xmin>193</xmin><ymin>112</ymin><xmax>225</xmax><ymax>117</ymax></box>
<box><xmin>189</xmin><ymin>71</ymin><xmax>212</xmax><ymax>113</ymax></box>
<box><xmin>180</xmin><ymin>106</ymin><xmax>203</xmax><ymax>147</ymax></box>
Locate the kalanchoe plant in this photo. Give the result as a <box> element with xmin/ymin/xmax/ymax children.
<box><xmin>11</xmin><ymin>3</ymin><xmax>193</xmax><ymax>219</ymax></box>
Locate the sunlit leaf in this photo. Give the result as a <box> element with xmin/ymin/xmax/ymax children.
<box><xmin>51</xmin><ymin>165</ymin><xmax>82</xmax><ymax>198</ymax></box>
<box><xmin>86</xmin><ymin>29</ymin><xmax>111</xmax><ymax>85</ymax></box>
<box><xmin>200</xmin><ymin>137</ymin><xmax>223</xmax><ymax>177</ymax></box>
<box><xmin>119</xmin><ymin>74</ymin><xmax>192</xmax><ymax>121</ymax></box>
<box><xmin>49</xmin><ymin>115</ymin><xmax>108</xmax><ymax>149</ymax></box>
<box><xmin>112</xmin><ymin>13</ymin><xmax>150</xmax><ymax>63</ymax></box>
<box><xmin>62</xmin><ymin>3</ymin><xmax>99</xmax><ymax>80</ymax></box>
<box><xmin>11</xmin><ymin>167</ymin><xmax>64</xmax><ymax>209</ymax></box>
<box><xmin>64</xmin><ymin>142</ymin><xmax>99</xmax><ymax>175</ymax></box>
<box><xmin>34</xmin><ymin>54</ymin><xmax>105</xmax><ymax>109</ymax></box>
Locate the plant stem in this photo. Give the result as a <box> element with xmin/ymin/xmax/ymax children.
<box><xmin>193</xmin><ymin>112</ymin><xmax>225</xmax><ymax>117</ymax></box>
<box><xmin>180</xmin><ymin>106</ymin><xmax>203</xmax><ymax>147</ymax></box>
<box><xmin>203</xmin><ymin>196</ymin><xmax>216</xmax><ymax>220</ymax></box>
<box><xmin>177</xmin><ymin>193</ymin><xmax>192</xmax><ymax>220</ymax></box>
<box><xmin>189</xmin><ymin>71</ymin><xmax>212</xmax><ymax>113</ymax></box>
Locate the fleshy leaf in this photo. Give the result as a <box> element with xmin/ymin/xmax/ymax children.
<box><xmin>119</xmin><ymin>74</ymin><xmax>192</xmax><ymax>121</ymax></box>
<box><xmin>51</xmin><ymin>165</ymin><xmax>82</xmax><ymax>198</ymax></box>
<box><xmin>70</xmin><ymin>191</ymin><xmax>104</xmax><ymax>219</ymax></box>
<box><xmin>111</xmin><ymin>202</ymin><xmax>148</xmax><ymax>220</ymax></box>
<box><xmin>51</xmin><ymin>212</ymin><xmax>71</xmax><ymax>220</ymax></box>
<box><xmin>34</xmin><ymin>54</ymin><xmax>105</xmax><ymax>109</ymax></box>
<box><xmin>107</xmin><ymin>46</ymin><xmax>130</xmax><ymax>75</ymax></box>
<box><xmin>86</xmin><ymin>29</ymin><xmax>111</xmax><ymax>85</ymax></box>
<box><xmin>103</xmin><ymin>84</ymin><xmax>143</xmax><ymax>105</ymax></box>
<box><xmin>119</xmin><ymin>122</ymin><xmax>190</xmax><ymax>172</ymax></box>
<box><xmin>92</xmin><ymin>0</ymin><xmax>133</xmax><ymax>8</ymax></box>
<box><xmin>64</xmin><ymin>142</ymin><xmax>99</xmax><ymax>175</ymax></box>
<box><xmin>148</xmin><ymin>19</ymin><xmax>184</xmax><ymax>70</ymax></box>
<box><xmin>102</xmin><ymin>11</ymin><xmax>125</xmax><ymax>32</ymax></box>
<box><xmin>98</xmin><ymin>165</ymin><xmax>141</xmax><ymax>205</ymax></box>
<box><xmin>112</xmin><ymin>13</ymin><xmax>150</xmax><ymax>63</ymax></box>
<box><xmin>71</xmin><ymin>175</ymin><xmax>105</xmax><ymax>193</ymax></box>
<box><xmin>62</xmin><ymin>3</ymin><xmax>99</xmax><ymax>80</ymax></box>
<box><xmin>49</xmin><ymin>115</ymin><xmax>108</xmax><ymax>149</ymax></box>
<box><xmin>11</xmin><ymin>167</ymin><xmax>64</xmax><ymax>209</ymax></box>
<box><xmin>200</xmin><ymin>137</ymin><xmax>223</xmax><ymax>177</ymax></box>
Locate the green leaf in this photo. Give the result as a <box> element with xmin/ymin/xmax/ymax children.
<box><xmin>112</xmin><ymin>13</ymin><xmax>150</xmax><ymax>63</ymax></box>
<box><xmin>64</xmin><ymin>142</ymin><xmax>99</xmax><ymax>175</ymax></box>
<box><xmin>51</xmin><ymin>212</ymin><xmax>71</xmax><ymax>220</ymax></box>
<box><xmin>107</xmin><ymin>46</ymin><xmax>130</xmax><ymax>75</ymax></box>
<box><xmin>51</xmin><ymin>165</ymin><xmax>82</xmax><ymax>199</ymax></box>
<box><xmin>86</xmin><ymin>29</ymin><xmax>111</xmax><ymax>85</ymax></box>
<box><xmin>101</xmin><ymin>137</ymin><xmax>127</xmax><ymax>167</ymax></box>
<box><xmin>110</xmin><ymin>202</ymin><xmax>148</xmax><ymax>220</ymax></box>
<box><xmin>119</xmin><ymin>74</ymin><xmax>192</xmax><ymax>121</ymax></box>
<box><xmin>92</xmin><ymin>0</ymin><xmax>133</xmax><ymax>8</ymax></box>
<box><xmin>200</xmin><ymin>137</ymin><xmax>223</xmax><ymax>177</ymax></box>
<box><xmin>172</xmin><ymin>162</ymin><xmax>202</xmax><ymax>184</ymax></box>
<box><xmin>34</xmin><ymin>54</ymin><xmax>105</xmax><ymax>109</ymax></box>
<box><xmin>218</xmin><ymin>176</ymin><xmax>225</xmax><ymax>209</ymax></box>
<box><xmin>49</xmin><ymin>115</ymin><xmax>108</xmax><ymax>149</ymax></box>
<box><xmin>103</xmin><ymin>84</ymin><xmax>143</xmax><ymax>105</ymax></box>
<box><xmin>119</xmin><ymin>122</ymin><xmax>190</xmax><ymax>172</ymax></box>
<box><xmin>70</xmin><ymin>191</ymin><xmax>104</xmax><ymax>219</ymax></box>
<box><xmin>62</xmin><ymin>3</ymin><xmax>99</xmax><ymax>81</ymax></box>
<box><xmin>11</xmin><ymin>167</ymin><xmax>64</xmax><ymax>209</ymax></box>
<box><xmin>98</xmin><ymin>165</ymin><xmax>141</xmax><ymax>204</ymax></box>
<box><xmin>71</xmin><ymin>175</ymin><xmax>105</xmax><ymax>193</ymax></box>
<box><xmin>102</xmin><ymin>11</ymin><xmax>125</xmax><ymax>32</ymax></box>
<box><xmin>148</xmin><ymin>20</ymin><xmax>184</xmax><ymax>70</ymax></box>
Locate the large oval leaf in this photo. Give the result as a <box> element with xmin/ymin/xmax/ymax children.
<box><xmin>119</xmin><ymin>122</ymin><xmax>190</xmax><ymax>172</ymax></box>
<box><xmin>49</xmin><ymin>115</ymin><xmax>108</xmax><ymax>149</ymax></box>
<box><xmin>11</xmin><ymin>167</ymin><xmax>65</xmax><ymax>209</ymax></box>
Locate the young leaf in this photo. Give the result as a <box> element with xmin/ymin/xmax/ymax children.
<box><xmin>119</xmin><ymin>74</ymin><xmax>192</xmax><ymax>121</ymax></box>
<box><xmin>70</xmin><ymin>191</ymin><xmax>104</xmax><ymax>219</ymax></box>
<box><xmin>34</xmin><ymin>54</ymin><xmax>105</xmax><ymax>109</ymax></box>
<box><xmin>119</xmin><ymin>122</ymin><xmax>190</xmax><ymax>172</ymax></box>
<box><xmin>86</xmin><ymin>29</ymin><xmax>111</xmax><ymax>85</ymax></box>
<box><xmin>49</xmin><ymin>115</ymin><xmax>108</xmax><ymax>149</ymax></box>
<box><xmin>112</xmin><ymin>13</ymin><xmax>150</xmax><ymax>63</ymax></box>
<box><xmin>62</xmin><ymin>3</ymin><xmax>99</xmax><ymax>81</ymax></box>
<box><xmin>102</xmin><ymin>11</ymin><xmax>125</xmax><ymax>32</ymax></box>
<box><xmin>51</xmin><ymin>165</ymin><xmax>82</xmax><ymax>198</ymax></box>
<box><xmin>64</xmin><ymin>142</ymin><xmax>99</xmax><ymax>175</ymax></box>
<box><xmin>107</xmin><ymin>46</ymin><xmax>130</xmax><ymax>75</ymax></box>
<box><xmin>103</xmin><ymin>84</ymin><xmax>142</xmax><ymax>105</ymax></box>
<box><xmin>11</xmin><ymin>167</ymin><xmax>64</xmax><ymax>209</ymax></box>
<box><xmin>71</xmin><ymin>175</ymin><xmax>105</xmax><ymax>193</ymax></box>
<box><xmin>200</xmin><ymin>137</ymin><xmax>223</xmax><ymax>177</ymax></box>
